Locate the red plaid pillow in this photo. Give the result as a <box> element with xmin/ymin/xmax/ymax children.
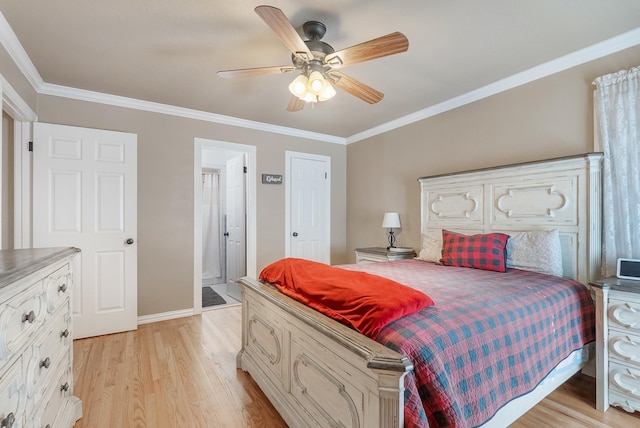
<box><xmin>440</xmin><ymin>230</ymin><xmax>509</xmax><ymax>272</ymax></box>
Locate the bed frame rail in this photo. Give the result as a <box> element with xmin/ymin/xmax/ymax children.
<box><xmin>237</xmin><ymin>276</ymin><xmax>412</xmax><ymax>428</ymax></box>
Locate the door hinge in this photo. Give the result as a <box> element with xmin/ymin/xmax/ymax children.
<box><xmin>243</xmin><ymin>166</ymin><xmax>247</xmax><ymax>173</ymax></box>
<box><xmin>325</xmin><ymin>172</ymin><xmax>327</xmax><ymax>179</ymax></box>
<box><xmin>28</xmin><ymin>141</ymin><xmax>33</xmax><ymax>152</ymax></box>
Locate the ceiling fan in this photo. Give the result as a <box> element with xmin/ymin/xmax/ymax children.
<box><xmin>218</xmin><ymin>5</ymin><xmax>409</xmax><ymax>111</ymax></box>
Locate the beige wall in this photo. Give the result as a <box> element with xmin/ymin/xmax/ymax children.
<box><xmin>34</xmin><ymin>96</ymin><xmax>347</xmax><ymax>316</ymax></box>
<box><xmin>346</xmin><ymin>45</ymin><xmax>640</xmax><ymax>262</ymax></box>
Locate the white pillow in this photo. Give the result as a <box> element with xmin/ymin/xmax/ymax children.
<box><xmin>506</xmin><ymin>230</ymin><xmax>563</xmax><ymax>277</ymax></box>
<box><xmin>417</xmin><ymin>231</ymin><xmax>443</xmax><ymax>263</ymax></box>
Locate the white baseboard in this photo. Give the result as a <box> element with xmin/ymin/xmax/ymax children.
<box><xmin>137</xmin><ymin>308</ymin><xmax>194</xmax><ymax>325</ymax></box>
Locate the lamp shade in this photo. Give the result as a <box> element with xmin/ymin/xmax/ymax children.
<box><xmin>288</xmin><ymin>74</ymin><xmax>309</xmax><ymax>98</ymax></box>
<box><xmin>382</xmin><ymin>212</ymin><xmax>401</xmax><ymax>228</ymax></box>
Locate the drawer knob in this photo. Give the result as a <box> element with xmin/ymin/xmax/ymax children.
<box><xmin>22</xmin><ymin>310</ymin><xmax>36</xmax><ymax>323</ymax></box>
<box><xmin>58</xmin><ymin>283</ymin><xmax>68</xmax><ymax>293</ymax></box>
<box><xmin>40</xmin><ymin>357</ymin><xmax>51</xmax><ymax>369</ymax></box>
<box><xmin>1</xmin><ymin>412</ymin><xmax>15</xmax><ymax>428</ymax></box>
<box><xmin>61</xmin><ymin>329</ymin><xmax>70</xmax><ymax>338</ymax></box>
<box><xmin>61</xmin><ymin>382</ymin><xmax>70</xmax><ymax>392</ymax></box>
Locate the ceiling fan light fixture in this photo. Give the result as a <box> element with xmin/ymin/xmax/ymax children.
<box><xmin>302</xmin><ymin>92</ymin><xmax>317</xmax><ymax>102</ymax></box>
<box><xmin>288</xmin><ymin>74</ymin><xmax>309</xmax><ymax>98</ymax></box>
<box><xmin>289</xmin><ymin>71</ymin><xmax>336</xmax><ymax>103</ymax></box>
<box><xmin>308</xmin><ymin>70</ymin><xmax>326</xmax><ymax>94</ymax></box>
<box><xmin>318</xmin><ymin>82</ymin><xmax>336</xmax><ymax>101</ymax></box>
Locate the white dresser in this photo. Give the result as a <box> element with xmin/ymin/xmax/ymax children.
<box><xmin>0</xmin><ymin>248</ymin><xmax>82</xmax><ymax>428</ymax></box>
<box><xmin>592</xmin><ymin>277</ymin><xmax>640</xmax><ymax>413</ymax></box>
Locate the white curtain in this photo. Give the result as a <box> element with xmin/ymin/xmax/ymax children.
<box><xmin>593</xmin><ymin>66</ymin><xmax>640</xmax><ymax>277</ymax></box>
<box><xmin>202</xmin><ymin>173</ymin><xmax>222</xmax><ymax>280</ymax></box>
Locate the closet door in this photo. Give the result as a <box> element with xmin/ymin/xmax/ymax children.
<box><xmin>33</xmin><ymin>122</ymin><xmax>138</xmax><ymax>339</ymax></box>
<box><xmin>286</xmin><ymin>152</ymin><xmax>330</xmax><ymax>264</ymax></box>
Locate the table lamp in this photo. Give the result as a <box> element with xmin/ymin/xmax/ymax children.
<box><xmin>382</xmin><ymin>212</ymin><xmax>401</xmax><ymax>249</ymax></box>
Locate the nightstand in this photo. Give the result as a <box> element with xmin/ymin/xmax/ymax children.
<box><xmin>355</xmin><ymin>247</ymin><xmax>416</xmax><ymax>264</ymax></box>
<box><xmin>591</xmin><ymin>277</ymin><xmax>640</xmax><ymax>414</ymax></box>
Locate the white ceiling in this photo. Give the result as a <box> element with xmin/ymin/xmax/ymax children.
<box><xmin>1</xmin><ymin>1</ymin><xmax>639</xmax><ymax>141</ymax></box>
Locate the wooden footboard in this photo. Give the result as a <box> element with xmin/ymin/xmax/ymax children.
<box><xmin>237</xmin><ymin>276</ymin><xmax>412</xmax><ymax>428</ymax></box>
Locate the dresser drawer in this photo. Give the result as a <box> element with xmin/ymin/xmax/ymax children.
<box><xmin>0</xmin><ymin>357</ymin><xmax>26</xmax><ymax>428</ymax></box>
<box><xmin>609</xmin><ymin>330</ymin><xmax>640</xmax><ymax>368</ymax></box>
<box><xmin>0</xmin><ymin>284</ymin><xmax>45</xmax><ymax>362</ymax></box>
<box><xmin>608</xmin><ymin>298</ymin><xmax>640</xmax><ymax>333</ymax></box>
<box><xmin>43</xmin><ymin>265</ymin><xmax>71</xmax><ymax>315</ymax></box>
<box><xmin>25</xmin><ymin>306</ymin><xmax>71</xmax><ymax>405</ymax></box>
<box><xmin>33</xmin><ymin>362</ymin><xmax>74</xmax><ymax>428</ymax></box>
<box><xmin>610</xmin><ymin>362</ymin><xmax>640</xmax><ymax>406</ymax></box>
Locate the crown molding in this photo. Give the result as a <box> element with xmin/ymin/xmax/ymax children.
<box><xmin>0</xmin><ymin>11</ymin><xmax>43</xmax><ymax>91</ymax></box>
<box><xmin>1</xmin><ymin>73</ymin><xmax>37</xmax><ymax>121</ymax></box>
<box><xmin>346</xmin><ymin>27</ymin><xmax>640</xmax><ymax>144</ymax></box>
<box><xmin>38</xmin><ymin>83</ymin><xmax>346</xmax><ymax>145</ymax></box>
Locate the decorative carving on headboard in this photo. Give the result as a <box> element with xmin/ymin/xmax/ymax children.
<box><xmin>431</xmin><ymin>192</ymin><xmax>479</xmax><ymax>219</ymax></box>
<box><xmin>495</xmin><ymin>185</ymin><xmax>568</xmax><ymax>219</ymax></box>
<box><xmin>492</xmin><ymin>179</ymin><xmax>577</xmax><ymax>225</ymax></box>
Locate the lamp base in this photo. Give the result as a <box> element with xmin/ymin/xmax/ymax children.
<box><xmin>387</xmin><ymin>230</ymin><xmax>396</xmax><ymax>250</ymax></box>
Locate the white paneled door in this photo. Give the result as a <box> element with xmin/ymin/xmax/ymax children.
<box><xmin>286</xmin><ymin>152</ymin><xmax>330</xmax><ymax>264</ymax></box>
<box><xmin>33</xmin><ymin>123</ymin><xmax>137</xmax><ymax>339</ymax></box>
<box><xmin>225</xmin><ymin>154</ymin><xmax>245</xmax><ymax>301</ymax></box>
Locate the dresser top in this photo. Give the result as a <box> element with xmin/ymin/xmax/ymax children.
<box><xmin>590</xmin><ymin>276</ymin><xmax>640</xmax><ymax>294</ymax></box>
<box><xmin>0</xmin><ymin>247</ymin><xmax>80</xmax><ymax>289</ymax></box>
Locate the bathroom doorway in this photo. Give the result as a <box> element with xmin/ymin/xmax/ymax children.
<box><xmin>201</xmin><ymin>149</ymin><xmax>243</xmax><ymax>310</ymax></box>
<box><xmin>193</xmin><ymin>139</ymin><xmax>256</xmax><ymax>314</ymax></box>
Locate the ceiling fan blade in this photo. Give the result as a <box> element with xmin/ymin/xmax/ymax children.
<box><xmin>324</xmin><ymin>32</ymin><xmax>409</xmax><ymax>69</ymax></box>
<box><xmin>255</xmin><ymin>5</ymin><xmax>313</xmax><ymax>62</ymax></box>
<box><xmin>328</xmin><ymin>71</ymin><xmax>384</xmax><ymax>104</ymax></box>
<box><xmin>217</xmin><ymin>65</ymin><xmax>296</xmax><ymax>78</ymax></box>
<box><xmin>287</xmin><ymin>95</ymin><xmax>305</xmax><ymax>112</ymax></box>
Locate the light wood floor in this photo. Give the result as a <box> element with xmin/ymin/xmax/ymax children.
<box><xmin>73</xmin><ymin>306</ymin><xmax>640</xmax><ymax>427</ymax></box>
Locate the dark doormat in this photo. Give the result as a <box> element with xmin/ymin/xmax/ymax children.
<box><xmin>203</xmin><ymin>287</ymin><xmax>227</xmax><ymax>307</ymax></box>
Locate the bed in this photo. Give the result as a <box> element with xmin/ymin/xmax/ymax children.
<box><xmin>237</xmin><ymin>153</ymin><xmax>603</xmax><ymax>427</ymax></box>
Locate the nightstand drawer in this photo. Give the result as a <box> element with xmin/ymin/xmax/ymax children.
<box><xmin>356</xmin><ymin>253</ymin><xmax>388</xmax><ymax>264</ymax></box>
<box><xmin>609</xmin><ymin>330</ymin><xmax>640</xmax><ymax>368</ymax></box>
<box><xmin>609</xmin><ymin>298</ymin><xmax>640</xmax><ymax>333</ymax></box>
<box><xmin>610</xmin><ymin>362</ymin><xmax>640</xmax><ymax>404</ymax></box>
<box><xmin>354</xmin><ymin>247</ymin><xmax>416</xmax><ymax>264</ymax></box>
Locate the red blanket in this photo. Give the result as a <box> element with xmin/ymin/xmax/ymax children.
<box><xmin>259</xmin><ymin>258</ymin><xmax>434</xmax><ymax>338</ymax></box>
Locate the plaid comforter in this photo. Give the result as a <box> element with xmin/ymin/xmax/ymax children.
<box><xmin>340</xmin><ymin>260</ymin><xmax>595</xmax><ymax>428</ymax></box>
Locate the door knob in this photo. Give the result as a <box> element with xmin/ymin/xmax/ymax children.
<box><xmin>125</xmin><ymin>238</ymin><xmax>134</xmax><ymax>245</ymax></box>
<box><xmin>292</xmin><ymin>232</ymin><xmax>298</xmax><ymax>237</ymax></box>
<box><xmin>223</xmin><ymin>232</ymin><xmax>230</xmax><ymax>237</ymax></box>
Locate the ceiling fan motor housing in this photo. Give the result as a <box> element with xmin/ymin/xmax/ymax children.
<box><xmin>303</xmin><ymin>21</ymin><xmax>326</xmax><ymax>40</ymax></box>
<box><xmin>291</xmin><ymin>21</ymin><xmax>335</xmax><ymax>70</ymax></box>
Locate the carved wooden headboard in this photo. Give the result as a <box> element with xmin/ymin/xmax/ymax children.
<box><xmin>418</xmin><ymin>153</ymin><xmax>603</xmax><ymax>284</ymax></box>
